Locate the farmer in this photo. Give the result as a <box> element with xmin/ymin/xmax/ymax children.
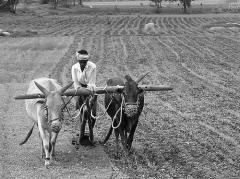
<box><xmin>71</xmin><ymin>49</ymin><xmax>97</xmax><ymax>110</ymax></box>
<box><xmin>71</xmin><ymin>49</ymin><xmax>98</xmax><ymax>145</ymax></box>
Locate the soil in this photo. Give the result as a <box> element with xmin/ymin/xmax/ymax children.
<box><xmin>0</xmin><ymin>3</ymin><xmax>240</xmax><ymax>179</ymax></box>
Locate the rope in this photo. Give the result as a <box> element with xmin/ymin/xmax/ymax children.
<box><xmin>61</xmin><ymin>96</ymin><xmax>74</xmax><ymax>119</ymax></box>
<box><xmin>72</xmin><ymin>102</ymin><xmax>85</xmax><ymax>120</ymax></box>
<box><xmin>60</xmin><ymin>95</ymin><xmax>78</xmax><ymax>142</ymax></box>
<box><xmin>61</xmin><ymin>89</ymin><xmax>89</xmax><ymax>147</ymax></box>
<box><xmin>62</xmin><ymin>96</ymin><xmax>74</xmax><ymax>110</ymax></box>
<box><xmin>90</xmin><ymin>85</ymin><xmax>113</xmax><ymax>120</ymax></box>
<box><xmin>112</xmin><ymin>94</ymin><xmax>124</xmax><ymax>129</ymax></box>
<box><xmin>64</xmin><ymin>88</ymin><xmax>83</xmax><ymax>120</ymax></box>
<box><xmin>91</xmin><ymin>98</ymin><xmax>113</xmax><ymax>120</ymax></box>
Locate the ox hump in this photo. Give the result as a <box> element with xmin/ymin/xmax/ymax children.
<box><xmin>107</xmin><ymin>77</ymin><xmax>124</xmax><ymax>86</ymax></box>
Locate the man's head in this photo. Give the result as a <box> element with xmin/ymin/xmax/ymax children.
<box><xmin>76</xmin><ymin>50</ymin><xmax>89</xmax><ymax>71</ymax></box>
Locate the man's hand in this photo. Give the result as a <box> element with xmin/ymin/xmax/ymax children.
<box><xmin>87</xmin><ymin>85</ymin><xmax>96</xmax><ymax>95</ymax></box>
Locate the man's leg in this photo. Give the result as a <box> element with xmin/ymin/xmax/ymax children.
<box><xmin>75</xmin><ymin>96</ymin><xmax>80</xmax><ymax>110</ymax></box>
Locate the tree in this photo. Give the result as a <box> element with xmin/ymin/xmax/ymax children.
<box><xmin>166</xmin><ymin>0</ymin><xmax>192</xmax><ymax>13</ymax></box>
<box><xmin>53</xmin><ymin>0</ymin><xmax>58</xmax><ymax>9</ymax></box>
<box><xmin>150</xmin><ymin>0</ymin><xmax>163</xmax><ymax>11</ymax></box>
<box><xmin>180</xmin><ymin>0</ymin><xmax>192</xmax><ymax>13</ymax></box>
<box><xmin>79</xmin><ymin>0</ymin><xmax>83</xmax><ymax>6</ymax></box>
<box><xmin>0</xmin><ymin>0</ymin><xmax>19</xmax><ymax>13</ymax></box>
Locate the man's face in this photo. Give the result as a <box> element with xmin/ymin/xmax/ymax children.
<box><xmin>79</xmin><ymin>60</ymin><xmax>88</xmax><ymax>71</ymax></box>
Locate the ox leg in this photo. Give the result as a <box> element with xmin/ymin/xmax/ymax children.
<box><xmin>119</xmin><ymin>130</ymin><xmax>127</xmax><ymax>151</ymax></box>
<box><xmin>88</xmin><ymin>116</ymin><xmax>96</xmax><ymax>144</ymax></box>
<box><xmin>39</xmin><ymin>127</ymin><xmax>51</xmax><ymax>168</ymax></box>
<box><xmin>101</xmin><ymin>125</ymin><xmax>112</xmax><ymax>144</ymax></box>
<box><xmin>124</xmin><ymin>131</ymin><xmax>127</xmax><ymax>141</ymax></box>
<box><xmin>89</xmin><ymin>95</ymin><xmax>97</xmax><ymax>144</ymax></box>
<box><xmin>114</xmin><ymin>129</ymin><xmax>120</xmax><ymax>156</ymax></box>
<box><xmin>88</xmin><ymin>118</ymin><xmax>94</xmax><ymax>144</ymax></box>
<box><xmin>50</xmin><ymin>132</ymin><xmax>59</xmax><ymax>159</ymax></box>
<box><xmin>39</xmin><ymin>132</ymin><xmax>44</xmax><ymax>158</ymax></box>
<box><xmin>126</xmin><ymin>123</ymin><xmax>138</xmax><ymax>151</ymax></box>
<box><xmin>41</xmin><ymin>140</ymin><xmax>45</xmax><ymax>159</ymax></box>
<box><xmin>79</xmin><ymin>110</ymin><xmax>87</xmax><ymax>143</ymax></box>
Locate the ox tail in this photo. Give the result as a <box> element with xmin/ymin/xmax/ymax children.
<box><xmin>19</xmin><ymin>123</ymin><xmax>35</xmax><ymax>145</ymax></box>
<box><xmin>101</xmin><ymin>125</ymin><xmax>113</xmax><ymax>144</ymax></box>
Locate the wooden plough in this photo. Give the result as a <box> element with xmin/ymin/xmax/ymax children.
<box><xmin>14</xmin><ymin>80</ymin><xmax>173</xmax><ymax>147</ymax></box>
<box><xmin>14</xmin><ymin>85</ymin><xmax>173</xmax><ymax>100</ymax></box>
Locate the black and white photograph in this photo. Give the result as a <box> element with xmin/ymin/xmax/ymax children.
<box><xmin>0</xmin><ymin>0</ymin><xmax>240</xmax><ymax>178</ymax></box>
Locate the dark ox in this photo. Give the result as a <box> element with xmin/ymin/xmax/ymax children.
<box><xmin>102</xmin><ymin>74</ymin><xmax>148</xmax><ymax>152</ymax></box>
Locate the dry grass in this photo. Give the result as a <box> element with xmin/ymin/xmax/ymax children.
<box><xmin>1</xmin><ymin>7</ymin><xmax>240</xmax><ymax>178</ymax></box>
<box><xmin>0</xmin><ymin>37</ymin><xmax>74</xmax><ymax>83</ymax></box>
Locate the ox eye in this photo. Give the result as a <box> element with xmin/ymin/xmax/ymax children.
<box><xmin>138</xmin><ymin>88</ymin><xmax>144</xmax><ymax>94</ymax></box>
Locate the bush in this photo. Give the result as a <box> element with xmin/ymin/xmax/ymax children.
<box><xmin>40</xmin><ymin>0</ymin><xmax>49</xmax><ymax>4</ymax></box>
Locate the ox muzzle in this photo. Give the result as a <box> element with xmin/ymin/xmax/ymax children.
<box><xmin>44</xmin><ymin>105</ymin><xmax>62</xmax><ymax>133</ymax></box>
<box><xmin>123</xmin><ymin>100</ymin><xmax>140</xmax><ymax>117</ymax></box>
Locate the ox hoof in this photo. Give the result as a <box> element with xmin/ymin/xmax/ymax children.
<box><xmin>79</xmin><ymin>134</ymin><xmax>95</xmax><ymax>146</ymax></box>
<box><xmin>45</xmin><ymin>164</ymin><xmax>50</xmax><ymax>169</ymax></box>
<box><xmin>45</xmin><ymin>160</ymin><xmax>51</xmax><ymax>169</ymax></box>
<box><xmin>45</xmin><ymin>163</ymin><xmax>50</xmax><ymax>169</ymax></box>
<box><xmin>72</xmin><ymin>136</ymin><xmax>79</xmax><ymax>145</ymax></box>
<box><xmin>126</xmin><ymin>142</ymin><xmax>132</xmax><ymax>151</ymax></box>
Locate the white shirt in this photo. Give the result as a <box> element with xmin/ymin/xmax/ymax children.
<box><xmin>71</xmin><ymin>61</ymin><xmax>96</xmax><ymax>90</ymax></box>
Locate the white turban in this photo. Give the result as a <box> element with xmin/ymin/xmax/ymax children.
<box><xmin>76</xmin><ymin>51</ymin><xmax>89</xmax><ymax>61</ymax></box>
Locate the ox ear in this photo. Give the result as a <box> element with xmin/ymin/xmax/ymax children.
<box><xmin>136</xmin><ymin>72</ymin><xmax>149</xmax><ymax>84</ymax></box>
<box><xmin>34</xmin><ymin>81</ymin><xmax>49</xmax><ymax>95</ymax></box>
<box><xmin>60</xmin><ymin>81</ymin><xmax>74</xmax><ymax>94</ymax></box>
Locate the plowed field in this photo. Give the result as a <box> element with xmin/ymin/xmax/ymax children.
<box><xmin>0</xmin><ymin>11</ymin><xmax>240</xmax><ymax>178</ymax></box>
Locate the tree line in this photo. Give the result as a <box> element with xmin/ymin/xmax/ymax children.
<box><xmin>0</xmin><ymin>0</ymin><xmax>193</xmax><ymax>14</ymax></box>
<box><xmin>0</xmin><ymin>0</ymin><xmax>18</xmax><ymax>13</ymax></box>
<box><xmin>150</xmin><ymin>0</ymin><xmax>193</xmax><ymax>13</ymax></box>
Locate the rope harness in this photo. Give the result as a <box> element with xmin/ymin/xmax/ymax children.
<box><xmin>111</xmin><ymin>94</ymin><xmax>140</xmax><ymax>129</ymax></box>
<box><xmin>123</xmin><ymin>96</ymin><xmax>140</xmax><ymax>117</ymax></box>
<box><xmin>64</xmin><ymin>87</ymin><xmax>121</xmax><ymax>131</ymax></box>
<box><xmin>111</xmin><ymin>94</ymin><xmax>125</xmax><ymax>129</ymax></box>
<box><xmin>59</xmin><ymin>88</ymin><xmax>141</xmax><ymax>135</ymax></box>
<box><xmin>91</xmin><ymin>98</ymin><xmax>113</xmax><ymax>120</ymax></box>
<box><xmin>60</xmin><ymin>89</ymin><xmax>97</xmax><ymax>144</ymax></box>
<box><xmin>43</xmin><ymin>104</ymin><xmax>63</xmax><ymax>133</ymax></box>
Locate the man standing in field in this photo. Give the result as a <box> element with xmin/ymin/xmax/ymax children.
<box><xmin>71</xmin><ymin>49</ymin><xmax>97</xmax><ymax>110</ymax></box>
<box><xmin>71</xmin><ymin>49</ymin><xmax>97</xmax><ymax>145</ymax></box>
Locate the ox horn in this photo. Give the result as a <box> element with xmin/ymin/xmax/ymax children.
<box><xmin>60</xmin><ymin>81</ymin><xmax>74</xmax><ymax>94</ymax></box>
<box><xmin>34</xmin><ymin>81</ymin><xmax>49</xmax><ymax>95</ymax></box>
<box><xmin>136</xmin><ymin>72</ymin><xmax>149</xmax><ymax>83</ymax></box>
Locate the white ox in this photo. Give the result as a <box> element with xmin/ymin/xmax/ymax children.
<box><xmin>20</xmin><ymin>77</ymin><xmax>73</xmax><ymax>168</ymax></box>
